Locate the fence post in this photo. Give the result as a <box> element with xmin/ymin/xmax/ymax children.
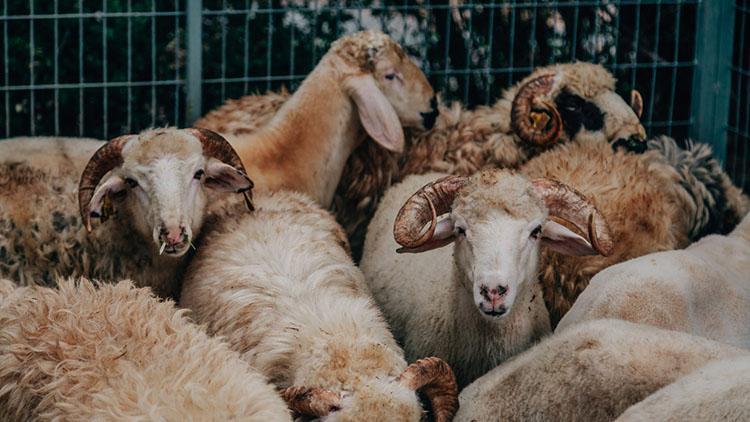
<box><xmin>690</xmin><ymin>0</ymin><xmax>735</xmax><ymax>163</ymax></box>
<box><xmin>186</xmin><ymin>0</ymin><xmax>203</xmax><ymax>125</ymax></box>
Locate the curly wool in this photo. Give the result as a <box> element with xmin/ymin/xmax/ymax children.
<box><xmin>0</xmin><ymin>278</ymin><xmax>290</xmax><ymax>421</ymax></box>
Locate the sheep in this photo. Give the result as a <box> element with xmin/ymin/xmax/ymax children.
<box><xmin>194</xmin><ymin>30</ymin><xmax>437</xmax><ymax>208</ymax></box>
<box><xmin>557</xmin><ymin>211</ymin><xmax>750</xmax><ymax>347</ymax></box>
<box><xmin>616</xmin><ymin>355</ymin><xmax>750</xmax><ymax>422</ymax></box>
<box><xmin>179</xmin><ymin>191</ymin><xmax>459</xmax><ymax>421</ymax></box>
<box><xmin>360</xmin><ymin>138</ymin><xmax>723</xmax><ymax>387</ymax></box>
<box><xmin>454</xmin><ymin>319</ymin><xmax>749</xmax><ymax>422</ymax></box>
<box><xmin>0</xmin><ymin>127</ymin><xmax>253</xmax><ymax>297</ymax></box>
<box><xmin>197</xmin><ymin>62</ymin><xmax>647</xmax><ymax>260</ymax></box>
<box><xmin>0</xmin><ymin>277</ymin><xmax>291</xmax><ymax>421</ymax></box>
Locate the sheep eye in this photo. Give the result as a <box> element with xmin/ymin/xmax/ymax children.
<box><xmin>194</xmin><ymin>169</ymin><xmax>205</xmax><ymax>180</ymax></box>
<box><xmin>125</xmin><ymin>178</ymin><xmax>138</xmax><ymax>188</ymax></box>
<box><xmin>456</xmin><ymin>227</ymin><xmax>466</xmax><ymax>236</ymax></box>
<box><xmin>385</xmin><ymin>73</ymin><xmax>397</xmax><ymax>81</ymax></box>
<box><xmin>530</xmin><ymin>225</ymin><xmax>542</xmax><ymax>239</ymax></box>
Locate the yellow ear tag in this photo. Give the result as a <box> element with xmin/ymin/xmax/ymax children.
<box><xmin>530</xmin><ymin>111</ymin><xmax>551</xmax><ymax>131</ymax></box>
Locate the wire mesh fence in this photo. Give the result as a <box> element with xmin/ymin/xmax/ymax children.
<box><xmin>729</xmin><ymin>0</ymin><xmax>749</xmax><ymax>189</ymax></box>
<box><xmin>0</xmin><ymin>0</ymin><xmax>746</xmax><ymax>189</ymax></box>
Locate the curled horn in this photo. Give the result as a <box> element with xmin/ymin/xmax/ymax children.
<box><xmin>511</xmin><ymin>73</ymin><xmax>564</xmax><ymax>146</ymax></box>
<box><xmin>280</xmin><ymin>386</ymin><xmax>342</xmax><ymax>417</ymax></box>
<box><xmin>187</xmin><ymin>127</ymin><xmax>255</xmax><ymax>211</ymax></box>
<box><xmin>393</xmin><ymin>175</ymin><xmax>467</xmax><ymax>251</ymax></box>
<box><xmin>78</xmin><ymin>135</ymin><xmax>133</xmax><ymax>233</ymax></box>
<box><xmin>398</xmin><ymin>357</ymin><xmax>459</xmax><ymax>422</ymax></box>
<box><xmin>532</xmin><ymin>178</ymin><xmax>614</xmax><ymax>256</ymax></box>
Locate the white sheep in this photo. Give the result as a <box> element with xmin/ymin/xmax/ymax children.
<box><xmin>361</xmin><ymin>138</ymin><xmax>727</xmax><ymax>387</ymax></box>
<box><xmin>195</xmin><ymin>30</ymin><xmax>437</xmax><ymax>208</ymax></box>
<box><xmin>0</xmin><ymin>127</ymin><xmax>253</xmax><ymax>297</ymax></box>
<box><xmin>616</xmin><ymin>355</ymin><xmax>750</xmax><ymax>421</ymax></box>
<box><xmin>455</xmin><ymin>319</ymin><xmax>748</xmax><ymax>421</ymax></box>
<box><xmin>557</xmin><ymin>211</ymin><xmax>750</xmax><ymax>347</ymax></box>
<box><xmin>0</xmin><ymin>277</ymin><xmax>290</xmax><ymax>421</ymax></box>
<box><xmin>180</xmin><ymin>191</ymin><xmax>458</xmax><ymax>421</ymax></box>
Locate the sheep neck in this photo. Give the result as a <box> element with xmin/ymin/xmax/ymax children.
<box><xmin>233</xmin><ymin>67</ymin><xmax>364</xmax><ymax>207</ymax></box>
<box><xmin>732</xmin><ymin>213</ymin><xmax>750</xmax><ymax>242</ymax></box>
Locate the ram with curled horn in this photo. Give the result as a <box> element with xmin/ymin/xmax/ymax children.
<box><xmin>0</xmin><ymin>127</ymin><xmax>254</xmax><ymax>298</ymax></box>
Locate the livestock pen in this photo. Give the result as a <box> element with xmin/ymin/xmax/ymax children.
<box><xmin>0</xmin><ymin>0</ymin><xmax>747</xmax><ymax>188</ymax></box>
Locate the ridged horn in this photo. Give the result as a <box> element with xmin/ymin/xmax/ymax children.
<box><xmin>511</xmin><ymin>73</ymin><xmax>564</xmax><ymax>146</ymax></box>
<box><xmin>78</xmin><ymin>135</ymin><xmax>133</xmax><ymax>233</ymax></box>
<box><xmin>398</xmin><ymin>357</ymin><xmax>459</xmax><ymax>422</ymax></box>
<box><xmin>531</xmin><ymin>178</ymin><xmax>614</xmax><ymax>256</ymax></box>
<box><xmin>393</xmin><ymin>175</ymin><xmax>467</xmax><ymax>250</ymax></box>
<box><xmin>280</xmin><ymin>386</ymin><xmax>342</xmax><ymax>417</ymax></box>
<box><xmin>187</xmin><ymin>127</ymin><xmax>255</xmax><ymax>211</ymax></box>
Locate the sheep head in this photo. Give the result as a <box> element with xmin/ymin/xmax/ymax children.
<box><xmin>393</xmin><ymin>169</ymin><xmax>613</xmax><ymax>319</ymax></box>
<box><xmin>330</xmin><ymin>30</ymin><xmax>437</xmax><ymax>153</ymax></box>
<box><xmin>510</xmin><ymin>63</ymin><xmax>647</xmax><ymax>153</ymax></box>
<box><xmin>281</xmin><ymin>357</ymin><xmax>458</xmax><ymax>421</ymax></box>
<box><xmin>78</xmin><ymin>127</ymin><xmax>253</xmax><ymax>257</ymax></box>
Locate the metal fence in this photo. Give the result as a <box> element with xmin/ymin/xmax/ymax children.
<box><xmin>0</xmin><ymin>0</ymin><xmax>747</xmax><ymax>189</ymax></box>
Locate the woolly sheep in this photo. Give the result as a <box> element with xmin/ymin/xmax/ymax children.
<box><xmin>361</xmin><ymin>138</ymin><xmax>720</xmax><ymax>387</ymax></box>
<box><xmin>195</xmin><ymin>30</ymin><xmax>437</xmax><ymax>208</ymax></box>
<box><xmin>616</xmin><ymin>355</ymin><xmax>750</xmax><ymax>422</ymax></box>
<box><xmin>197</xmin><ymin>62</ymin><xmax>647</xmax><ymax>260</ymax></box>
<box><xmin>0</xmin><ymin>277</ymin><xmax>290</xmax><ymax>421</ymax></box>
<box><xmin>558</xmin><ymin>211</ymin><xmax>750</xmax><ymax>348</ymax></box>
<box><xmin>180</xmin><ymin>191</ymin><xmax>458</xmax><ymax>421</ymax></box>
<box><xmin>0</xmin><ymin>127</ymin><xmax>253</xmax><ymax>297</ymax></box>
<box><xmin>455</xmin><ymin>319</ymin><xmax>748</xmax><ymax>422</ymax></box>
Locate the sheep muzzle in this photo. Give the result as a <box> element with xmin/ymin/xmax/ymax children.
<box><xmin>280</xmin><ymin>386</ymin><xmax>342</xmax><ymax>418</ymax></box>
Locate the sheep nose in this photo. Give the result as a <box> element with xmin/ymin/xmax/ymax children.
<box><xmin>159</xmin><ymin>225</ymin><xmax>187</xmax><ymax>246</ymax></box>
<box><xmin>420</xmin><ymin>96</ymin><xmax>438</xmax><ymax>130</ymax></box>
<box><xmin>612</xmin><ymin>134</ymin><xmax>647</xmax><ymax>154</ymax></box>
<box><xmin>480</xmin><ymin>284</ymin><xmax>508</xmax><ymax>302</ymax></box>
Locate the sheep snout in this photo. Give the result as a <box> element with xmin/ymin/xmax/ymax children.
<box><xmin>612</xmin><ymin>134</ymin><xmax>648</xmax><ymax>154</ymax></box>
<box><xmin>156</xmin><ymin>224</ymin><xmax>190</xmax><ymax>256</ymax></box>
<box><xmin>477</xmin><ymin>284</ymin><xmax>510</xmax><ymax>317</ymax></box>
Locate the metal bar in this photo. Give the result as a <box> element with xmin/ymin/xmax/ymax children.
<box><xmin>0</xmin><ymin>80</ymin><xmax>185</xmax><ymax>90</ymax></box>
<box><xmin>243</xmin><ymin>0</ymin><xmax>249</xmax><ymax>93</ymax></box>
<box><xmin>646</xmin><ymin>1</ymin><xmax>662</xmax><ymax>127</ymax></box>
<box><xmin>731</xmin><ymin>7</ymin><xmax>746</xmax><ymax>180</ymax></box>
<box><xmin>174</xmin><ymin>0</ymin><xmax>180</xmax><ymax>126</ymax></box>
<box><xmin>29</xmin><ymin>0</ymin><xmax>34</xmax><ymax>135</ymax></box>
<box><xmin>508</xmin><ymin>1</ymin><xmax>516</xmax><ymax>86</ymax></box>
<box><xmin>150</xmin><ymin>0</ymin><xmax>156</xmax><ymax>127</ymax></box>
<box><xmin>462</xmin><ymin>0</ymin><xmax>473</xmax><ymax>103</ymax></box>
<box><xmin>0</xmin><ymin>11</ymin><xmax>185</xmax><ymax>20</ymax></box>
<box><xmin>220</xmin><ymin>0</ymin><xmax>227</xmax><ymax>101</ymax></box>
<box><xmin>102</xmin><ymin>0</ymin><xmax>108</xmax><ymax>137</ymax></box>
<box><xmin>666</xmin><ymin>3</ymin><xmax>682</xmax><ymax>137</ymax></box>
<box><xmin>54</xmin><ymin>0</ymin><xmax>59</xmax><ymax>135</ymax></box>
<box><xmin>266</xmin><ymin>6</ymin><xmax>273</xmax><ymax>91</ymax></box>
<box><xmin>485</xmin><ymin>0</ymin><xmax>496</xmax><ymax>105</ymax></box>
<box><xmin>3</xmin><ymin>0</ymin><xmax>9</xmax><ymax>137</ymax></box>
<box><xmin>78</xmin><ymin>0</ymin><xmax>83</xmax><ymax>136</ymax></box>
<box><xmin>629</xmin><ymin>1</ymin><xmax>641</xmax><ymax>91</ymax></box>
<box><xmin>690</xmin><ymin>0</ymin><xmax>736</xmax><ymax>163</ymax></box>
<box><xmin>185</xmin><ymin>0</ymin><xmax>202</xmax><ymax>125</ymax></box>
<box><xmin>126</xmin><ymin>0</ymin><xmax>132</xmax><ymax>132</ymax></box>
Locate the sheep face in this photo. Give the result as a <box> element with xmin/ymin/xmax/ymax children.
<box><xmin>394</xmin><ymin>169</ymin><xmax>613</xmax><ymax>319</ymax></box>
<box><xmin>510</xmin><ymin>63</ymin><xmax>646</xmax><ymax>152</ymax></box>
<box><xmin>333</xmin><ymin>31</ymin><xmax>436</xmax><ymax>152</ymax></box>
<box><xmin>451</xmin><ymin>173</ymin><xmax>546</xmax><ymax>319</ymax></box>
<box><xmin>81</xmin><ymin>128</ymin><xmax>253</xmax><ymax>257</ymax></box>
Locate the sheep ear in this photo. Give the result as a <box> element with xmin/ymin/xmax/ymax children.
<box><xmin>345</xmin><ymin>74</ymin><xmax>405</xmax><ymax>153</ymax></box>
<box><xmin>396</xmin><ymin>218</ymin><xmax>456</xmax><ymax>253</ymax></box>
<box><xmin>204</xmin><ymin>158</ymin><xmax>253</xmax><ymax>193</ymax></box>
<box><xmin>88</xmin><ymin>175</ymin><xmax>126</xmax><ymax>224</ymax></box>
<box><xmin>540</xmin><ymin>219</ymin><xmax>599</xmax><ymax>256</ymax></box>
